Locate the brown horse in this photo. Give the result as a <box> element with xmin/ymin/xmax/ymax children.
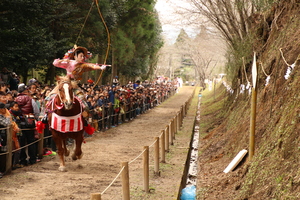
<box><xmin>47</xmin><ymin>76</ymin><xmax>84</xmax><ymax>172</ymax></box>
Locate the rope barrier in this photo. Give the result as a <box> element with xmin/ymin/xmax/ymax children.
<box><xmin>0</xmin><ymin>127</ymin><xmax>8</xmax><ymax>131</ymax></box>
<box><xmin>0</xmin><ymin>128</ymin><xmax>40</xmax><ymax>156</ymax></box>
<box><xmin>128</xmin><ymin>149</ymin><xmax>146</xmax><ymax>165</ymax></box>
<box><xmin>101</xmin><ymin>166</ymin><xmax>125</xmax><ymax>195</ymax></box>
<box><xmin>148</xmin><ymin>138</ymin><xmax>157</xmax><ymax>148</ymax></box>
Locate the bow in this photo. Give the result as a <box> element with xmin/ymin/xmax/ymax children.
<box><xmin>93</xmin><ymin>0</ymin><xmax>111</xmax><ymax>89</ymax></box>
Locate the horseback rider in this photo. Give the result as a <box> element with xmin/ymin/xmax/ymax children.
<box><xmin>51</xmin><ymin>45</ymin><xmax>108</xmax><ymax>108</ymax></box>
<box><xmin>45</xmin><ymin>46</ymin><xmax>109</xmax><ymax>127</ymax></box>
<box><xmin>53</xmin><ymin>45</ymin><xmax>107</xmax><ymax>81</ymax></box>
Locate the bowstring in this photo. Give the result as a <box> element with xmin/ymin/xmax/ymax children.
<box><xmin>75</xmin><ymin>1</ymin><xmax>95</xmax><ymax>45</ymax></box>
<box><xmin>92</xmin><ymin>0</ymin><xmax>111</xmax><ymax>89</ymax></box>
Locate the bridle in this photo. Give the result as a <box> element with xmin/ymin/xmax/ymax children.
<box><xmin>56</xmin><ymin>80</ymin><xmax>74</xmax><ymax>110</ymax></box>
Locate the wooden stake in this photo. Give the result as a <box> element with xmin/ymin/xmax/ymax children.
<box><xmin>154</xmin><ymin>137</ymin><xmax>159</xmax><ymax>175</ymax></box>
<box><xmin>121</xmin><ymin>162</ymin><xmax>130</xmax><ymax>200</ymax></box>
<box><xmin>143</xmin><ymin>146</ymin><xmax>149</xmax><ymax>192</ymax></box>
<box><xmin>160</xmin><ymin>130</ymin><xmax>166</xmax><ymax>163</ymax></box>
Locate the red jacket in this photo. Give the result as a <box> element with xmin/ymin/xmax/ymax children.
<box><xmin>15</xmin><ymin>93</ymin><xmax>33</xmax><ymax>114</ymax></box>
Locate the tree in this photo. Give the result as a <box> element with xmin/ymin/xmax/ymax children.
<box><xmin>0</xmin><ymin>0</ymin><xmax>164</xmax><ymax>84</ymax></box>
<box><xmin>110</xmin><ymin>0</ymin><xmax>163</xmax><ymax>80</ymax></box>
<box><xmin>0</xmin><ymin>0</ymin><xmax>55</xmax><ymax>83</ymax></box>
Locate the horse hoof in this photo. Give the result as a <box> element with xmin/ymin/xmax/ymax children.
<box><xmin>72</xmin><ymin>152</ymin><xmax>83</xmax><ymax>160</ymax></box>
<box><xmin>71</xmin><ymin>154</ymin><xmax>77</xmax><ymax>160</ymax></box>
<box><xmin>58</xmin><ymin>166</ymin><xmax>67</xmax><ymax>172</ymax></box>
<box><xmin>65</xmin><ymin>150</ymin><xmax>70</xmax><ymax>157</ymax></box>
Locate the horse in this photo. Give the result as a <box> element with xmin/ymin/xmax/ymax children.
<box><xmin>47</xmin><ymin>76</ymin><xmax>84</xmax><ymax>172</ymax></box>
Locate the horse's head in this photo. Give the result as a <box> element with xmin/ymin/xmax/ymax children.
<box><xmin>56</xmin><ymin>76</ymin><xmax>74</xmax><ymax>110</ymax></box>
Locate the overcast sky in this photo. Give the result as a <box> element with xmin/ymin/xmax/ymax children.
<box><xmin>155</xmin><ymin>0</ymin><xmax>199</xmax><ymax>43</ymax></box>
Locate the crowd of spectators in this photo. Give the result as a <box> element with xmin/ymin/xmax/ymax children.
<box><xmin>0</xmin><ymin>69</ymin><xmax>180</xmax><ymax>178</ymax></box>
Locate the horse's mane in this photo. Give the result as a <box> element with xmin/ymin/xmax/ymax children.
<box><xmin>48</xmin><ymin>76</ymin><xmax>78</xmax><ymax>96</ymax></box>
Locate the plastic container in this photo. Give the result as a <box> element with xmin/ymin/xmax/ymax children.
<box><xmin>180</xmin><ymin>185</ymin><xmax>196</xmax><ymax>200</ymax></box>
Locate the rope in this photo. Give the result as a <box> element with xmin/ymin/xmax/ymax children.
<box><xmin>260</xmin><ymin>61</ymin><xmax>273</xmax><ymax>77</ymax></box>
<box><xmin>75</xmin><ymin>1</ymin><xmax>95</xmax><ymax>45</ymax></box>
<box><xmin>242</xmin><ymin>57</ymin><xmax>250</xmax><ymax>84</ymax></box>
<box><xmin>93</xmin><ymin>0</ymin><xmax>111</xmax><ymax>89</ymax></box>
<box><xmin>0</xmin><ymin>134</ymin><xmax>41</xmax><ymax>156</ymax></box>
<box><xmin>128</xmin><ymin>148</ymin><xmax>146</xmax><ymax>165</ymax></box>
<box><xmin>101</xmin><ymin>166</ymin><xmax>125</xmax><ymax>195</ymax></box>
<box><xmin>279</xmin><ymin>48</ymin><xmax>291</xmax><ymax>66</ymax></box>
<box><xmin>148</xmin><ymin>138</ymin><xmax>157</xmax><ymax>148</ymax></box>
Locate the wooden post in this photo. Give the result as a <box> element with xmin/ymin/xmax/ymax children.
<box><xmin>122</xmin><ymin>106</ymin><xmax>125</xmax><ymax>123</ymax></box>
<box><xmin>170</xmin><ymin>120</ymin><xmax>174</xmax><ymax>145</ymax></box>
<box><xmin>107</xmin><ymin>103</ymin><xmax>112</xmax><ymax>129</ymax></box>
<box><xmin>38</xmin><ymin>129</ymin><xmax>44</xmax><ymax>159</ymax></box>
<box><xmin>154</xmin><ymin>137</ymin><xmax>160</xmax><ymax>175</ymax></box>
<box><xmin>5</xmin><ymin>125</ymin><xmax>12</xmax><ymax>174</ymax></box>
<box><xmin>249</xmin><ymin>52</ymin><xmax>258</xmax><ymax>161</ymax></box>
<box><xmin>143</xmin><ymin>146</ymin><xmax>149</xmax><ymax>192</ymax></box>
<box><xmin>91</xmin><ymin>193</ymin><xmax>101</xmax><ymax>200</ymax></box>
<box><xmin>121</xmin><ymin>162</ymin><xmax>130</xmax><ymax>200</ymax></box>
<box><xmin>180</xmin><ymin>106</ymin><xmax>183</xmax><ymax>127</ymax></box>
<box><xmin>249</xmin><ymin>87</ymin><xmax>257</xmax><ymax>160</ymax></box>
<box><xmin>165</xmin><ymin>126</ymin><xmax>169</xmax><ymax>152</ymax></box>
<box><xmin>173</xmin><ymin>116</ymin><xmax>176</xmax><ymax>135</ymax></box>
<box><xmin>186</xmin><ymin>101</ymin><xmax>188</xmax><ymax>114</ymax></box>
<box><xmin>160</xmin><ymin>130</ymin><xmax>166</xmax><ymax>163</ymax></box>
<box><xmin>129</xmin><ymin>103</ymin><xmax>132</xmax><ymax>120</ymax></box>
<box><xmin>102</xmin><ymin>105</ymin><xmax>105</xmax><ymax>130</ymax></box>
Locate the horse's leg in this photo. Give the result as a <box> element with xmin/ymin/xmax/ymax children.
<box><xmin>52</xmin><ymin>131</ymin><xmax>67</xmax><ymax>172</ymax></box>
<box><xmin>63</xmin><ymin>139</ymin><xmax>70</xmax><ymax>156</ymax></box>
<box><xmin>72</xmin><ymin>132</ymin><xmax>83</xmax><ymax>160</ymax></box>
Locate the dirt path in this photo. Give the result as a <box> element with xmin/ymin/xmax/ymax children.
<box><xmin>0</xmin><ymin>86</ymin><xmax>196</xmax><ymax>200</ymax></box>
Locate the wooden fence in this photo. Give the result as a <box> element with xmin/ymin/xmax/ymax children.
<box><xmin>90</xmin><ymin>89</ymin><xmax>195</xmax><ymax>200</ymax></box>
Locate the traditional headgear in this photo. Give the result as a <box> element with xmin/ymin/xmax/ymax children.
<box><xmin>63</xmin><ymin>45</ymin><xmax>92</xmax><ymax>60</ymax></box>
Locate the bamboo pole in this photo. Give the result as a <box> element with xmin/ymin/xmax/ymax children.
<box><xmin>249</xmin><ymin>53</ymin><xmax>258</xmax><ymax>161</ymax></box>
<box><xmin>249</xmin><ymin>87</ymin><xmax>257</xmax><ymax>160</ymax></box>
<box><xmin>121</xmin><ymin>162</ymin><xmax>130</xmax><ymax>200</ymax></box>
<box><xmin>154</xmin><ymin>137</ymin><xmax>159</xmax><ymax>175</ymax></box>
<box><xmin>160</xmin><ymin>130</ymin><xmax>166</xmax><ymax>163</ymax></box>
<box><xmin>143</xmin><ymin>146</ymin><xmax>149</xmax><ymax>192</ymax></box>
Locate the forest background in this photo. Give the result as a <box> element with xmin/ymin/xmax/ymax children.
<box><xmin>0</xmin><ymin>0</ymin><xmax>164</xmax><ymax>84</ymax></box>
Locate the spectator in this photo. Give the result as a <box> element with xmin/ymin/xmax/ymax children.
<box><xmin>8</xmin><ymin>101</ymin><xmax>23</xmax><ymax>169</ymax></box>
<box><xmin>112</xmin><ymin>76</ymin><xmax>119</xmax><ymax>86</ymax></box>
<box><xmin>0</xmin><ymin>102</ymin><xmax>20</xmax><ymax>177</ymax></box>
<box><xmin>112</xmin><ymin>92</ymin><xmax>120</xmax><ymax>127</ymax></box>
<box><xmin>15</xmin><ymin>84</ymin><xmax>40</xmax><ymax>166</ymax></box>
<box><xmin>9</xmin><ymin>72</ymin><xmax>19</xmax><ymax>91</ymax></box>
<box><xmin>0</xmin><ymin>102</ymin><xmax>11</xmax><ymax>178</ymax></box>
<box><xmin>28</xmin><ymin>77</ymin><xmax>37</xmax><ymax>86</ymax></box>
<box><xmin>0</xmin><ymin>68</ymin><xmax>11</xmax><ymax>85</ymax></box>
<box><xmin>133</xmin><ymin>80</ymin><xmax>141</xmax><ymax>89</ymax></box>
<box><xmin>0</xmin><ymin>83</ymin><xmax>8</xmax><ymax>93</ymax></box>
<box><xmin>86</xmin><ymin>95</ymin><xmax>94</xmax><ymax>110</ymax></box>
